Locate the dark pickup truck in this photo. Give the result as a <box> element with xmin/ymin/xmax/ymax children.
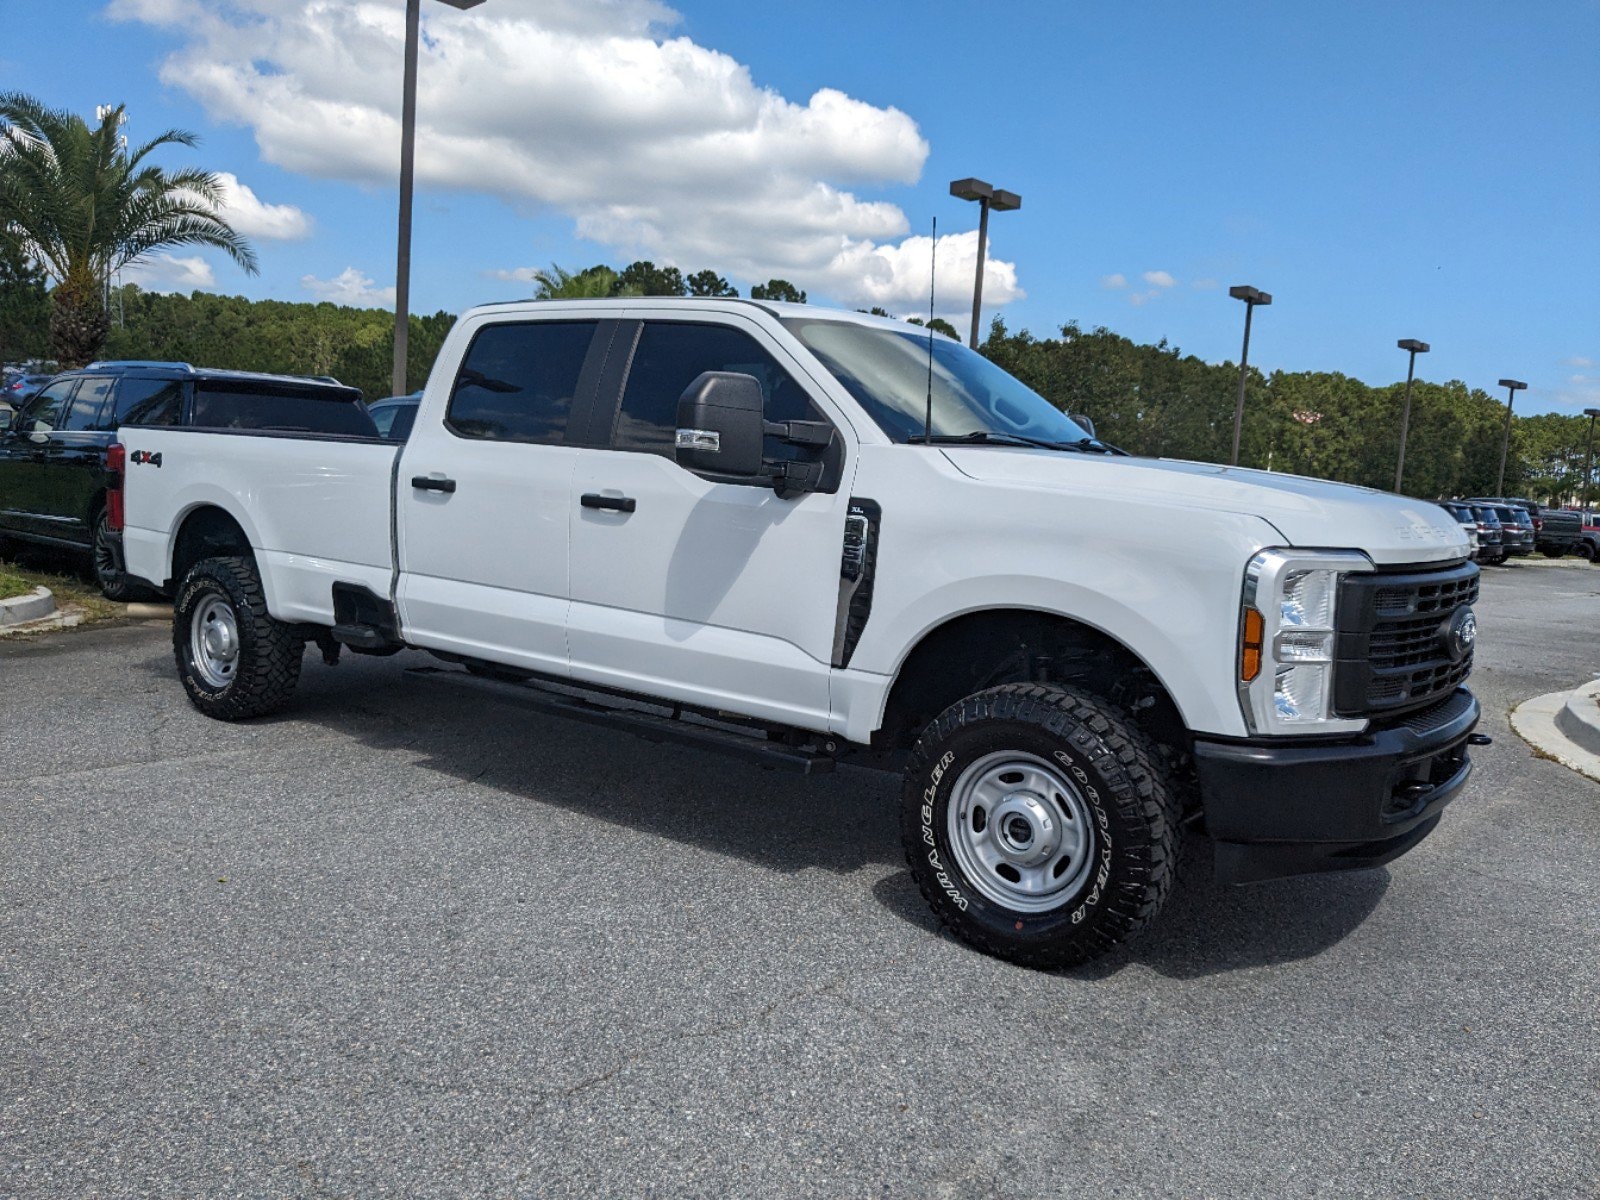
<box><xmin>0</xmin><ymin>361</ymin><xmax>374</xmax><ymax>598</ymax></box>
<box><xmin>1464</xmin><ymin>496</ymin><xmax>1580</xmax><ymax>558</ymax></box>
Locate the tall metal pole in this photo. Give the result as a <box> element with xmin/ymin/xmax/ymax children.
<box><xmin>1582</xmin><ymin>410</ymin><xmax>1599</xmax><ymax>509</ymax></box>
<box><xmin>391</xmin><ymin>0</ymin><xmax>421</xmax><ymax>398</ymax></box>
<box><xmin>968</xmin><ymin>197</ymin><xmax>990</xmax><ymax>350</ymax></box>
<box><xmin>1495</xmin><ymin>384</ymin><xmax>1518</xmax><ymax>495</ymax></box>
<box><xmin>1231</xmin><ymin>302</ymin><xmax>1254</xmax><ymax>467</ymax></box>
<box><xmin>1395</xmin><ymin>344</ymin><xmax>1420</xmax><ymax>493</ymax></box>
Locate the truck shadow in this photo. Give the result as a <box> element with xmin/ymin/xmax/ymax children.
<box><xmin>281</xmin><ymin>654</ymin><xmax>1389</xmax><ymax>978</ymax></box>
<box><xmin>871</xmin><ymin>845</ymin><xmax>1391</xmax><ymax>980</ymax></box>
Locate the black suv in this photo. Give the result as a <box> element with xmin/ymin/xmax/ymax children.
<box><xmin>0</xmin><ymin>361</ymin><xmax>375</xmax><ymax>598</ymax></box>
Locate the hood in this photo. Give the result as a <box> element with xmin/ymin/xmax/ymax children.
<box><xmin>940</xmin><ymin>448</ymin><xmax>1469</xmax><ymax>566</ymax></box>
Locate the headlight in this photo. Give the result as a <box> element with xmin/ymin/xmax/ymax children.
<box><xmin>1238</xmin><ymin>548</ymin><xmax>1373</xmax><ymax>735</ymax></box>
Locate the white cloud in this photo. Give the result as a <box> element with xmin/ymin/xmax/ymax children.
<box><xmin>301</xmin><ymin>266</ymin><xmax>396</xmax><ymax>307</ymax></box>
<box><xmin>208</xmin><ymin>172</ymin><xmax>313</xmax><ymax>240</ymax></box>
<box><xmin>108</xmin><ymin>0</ymin><xmax>1019</xmax><ymax>312</ymax></box>
<box><xmin>1100</xmin><ymin>273</ymin><xmax>1127</xmax><ymax>290</ymax></box>
<box><xmin>122</xmin><ymin>253</ymin><xmax>216</xmax><ymax>292</ymax></box>
<box><xmin>488</xmin><ymin>267</ymin><xmax>542</xmax><ymax>283</ymax></box>
<box><xmin>1567</xmin><ymin>356</ymin><xmax>1595</xmax><ymax>369</ymax></box>
<box><xmin>1141</xmin><ymin>270</ymin><xmax>1177</xmax><ymax>288</ymax></box>
<box><xmin>1128</xmin><ymin>290</ymin><xmax>1160</xmax><ymax>307</ymax></box>
<box><xmin>1191</xmin><ymin>278</ymin><xmax>1220</xmax><ymax>290</ymax></box>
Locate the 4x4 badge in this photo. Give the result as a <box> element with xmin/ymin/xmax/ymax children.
<box><xmin>130</xmin><ymin>450</ymin><xmax>162</xmax><ymax>468</ymax></box>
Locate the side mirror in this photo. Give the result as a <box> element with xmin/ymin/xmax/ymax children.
<box><xmin>1070</xmin><ymin>413</ymin><xmax>1096</xmax><ymax>438</ymax></box>
<box><xmin>675</xmin><ymin>371</ymin><xmax>766</xmax><ymax>480</ymax></box>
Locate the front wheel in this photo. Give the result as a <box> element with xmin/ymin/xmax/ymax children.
<box><xmin>901</xmin><ymin>683</ymin><xmax>1179</xmax><ymax>969</ymax></box>
<box><xmin>173</xmin><ymin>556</ymin><xmax>303</xmax><ymax>720</ymax></box>
<box><xmin>1576</xmin><ymin>541</ymin><xmax>1595</xmax><ymax>562</ymax></box>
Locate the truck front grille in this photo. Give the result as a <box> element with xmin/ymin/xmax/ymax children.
<box><xmin>1334</xmin><ymin>561</ymin><xmax>1479</xmax><ymax>718</ymax></box>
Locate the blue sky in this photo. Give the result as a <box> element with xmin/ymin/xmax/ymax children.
<box><xmin>4</xmin><ymin>0</ymin><xmax>1596</xmax><ymax>412</ymax></box>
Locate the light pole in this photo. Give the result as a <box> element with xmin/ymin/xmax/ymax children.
<box><xmin>1393</xmin><ymin>338</ymin><xmax>1430</xmax><ymax>493</ymax></box>
<box><xmin>393</xmin><ymin>0</ymin><xmax>486</xmax><ymax>398</ymax></box>
<box><xmin>1227</xmin><ymin>285</ymin><xmax>1272</xmax><ymax>466</ymax></box>
<box><xmin>1494</xmin><ymin>378</ymin><xmax>1527</xmax><ymax>495</ymax></box>
<box><xmin>1581</xmin><ymin>407</ymin><xmax>1600</xmax><ymax>510</ymax></box>
<box><xmin>949</xmin><ymin>178</ymin><xmax>1021</xmax><ymax>349</ymax></box>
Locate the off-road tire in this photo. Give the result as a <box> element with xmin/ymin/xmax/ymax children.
<box><xmin>92</xmin><ymin>509</ymin><xmax>141</xmax><ymax>601</ymax></box>
<box><xmin>901</xmin><ymin>683</ymin><xmax>1179</xmax><ymax>969</ymax></box>
<box><xmin>173</xmin><ymin>555</ymin><xmax>303</xmax><ymax>720</ymax></box>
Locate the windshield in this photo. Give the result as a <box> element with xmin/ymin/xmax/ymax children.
<box><xmin>783</xmin><ymin>318</ymin><xmax>1093</xmax><ymax>446</ymax></box>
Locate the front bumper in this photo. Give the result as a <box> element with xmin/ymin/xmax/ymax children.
<box><xmin>1194</xmin><ymin>689</ymin><xmax>1480</xmax><ymax>884</ymax></box>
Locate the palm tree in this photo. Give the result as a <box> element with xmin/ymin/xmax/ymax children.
<box><xmin>530</xmin><ymin>263</ymin><xmax>639</xmax><ymax>300</ymax></box>
<box><xmin>0</xmin><ymin>93</ymin><xmax>258</xmax><ymax>366</ymax></box>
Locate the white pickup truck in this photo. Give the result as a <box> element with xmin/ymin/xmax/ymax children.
<box><xmin>115</xmin><ymin>299</ymin><xmax>1484</xmax><ymax>968</ymax></box>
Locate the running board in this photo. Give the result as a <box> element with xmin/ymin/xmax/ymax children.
<box><xmin>402</xmin><ymin>666</ymin><xmax>838</xmax><ymax>775</ymax></box>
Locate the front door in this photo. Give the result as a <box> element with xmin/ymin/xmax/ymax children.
<box><xmin>396</xmin><ymin>316</ymin><xmax>610</xmax><ymax>676</ymax></box>
<box><xmin>566</xmin><ymin>313</ymin><xmax>855</xmax><ymax>731</ymax></box>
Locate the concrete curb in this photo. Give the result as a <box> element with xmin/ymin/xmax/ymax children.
<box><xmin>0</xmin><ymin>604</ymin><xmax>86</xmax><ymax>638</ymax></box>
<box><xmin>1553</xmin><ymin>679</ymin><xmax>1600</xmax><ymax>756</ymax></box>
<box><xmin>1511</xmin><ymin>679</ymin><xmax>1600</xmax><ymax>784</ymax></box>
<box><xmin>0</xmin><ymin>585</ymin><xmax>56</xmax><ymax>626</ymax></box>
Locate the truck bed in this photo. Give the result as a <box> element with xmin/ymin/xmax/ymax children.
<box><xmin>120</xmin><ymin>428</ymin><xmax>400</xmax><ymax>624</ymax></box>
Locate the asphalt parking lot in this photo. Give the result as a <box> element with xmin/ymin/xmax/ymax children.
<box><xmin>3</xmin><ymin>561</ymin><xmax>1597</xmax><ymax>1197</ymax></box>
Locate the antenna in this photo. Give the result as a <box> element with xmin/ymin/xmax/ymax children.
<box><xmin>923</xmin><ymin>216</ymin><xmax>937</xmax><ymax>443</ymax></box>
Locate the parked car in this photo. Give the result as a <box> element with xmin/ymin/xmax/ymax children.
<box><xmin>368</xmin><ymin>391</ymin><xmax>421</xmax><ymax>440</ymax></box>
<box><xmin>1464</xmin><ymin>496</ymin><xmax>1580</xmax><ymax>557</ymax></box>
<box><xmin>1575</xmin><ymin>515</ymin><xmax>1600</xmax><ymax>563</ymax></box>
<box><xmin>117</xmin><ymin>299</ymin><xmax>1483</xmax><ymax>970</ymax></box>
<box><xmin>1467</xmin><ymin>504</ymin><xmax>1506</xmax><ymax>564</ymax></box>
<box><xmin>1439</xmin><ymin>501</ymin><xmax>1482</xmax><ymax>560</ymax></box>
<box><xmin>0</xmin><ymin>360</ymin><xmax>375</xmax><ymax>598</ymax></box>
<box><xmin>1491</xmin><ymin>505</ymin><xmax>1534</xmax><ymax>557</ymax></box>
<box><xmin>2</xmin><ymin>372</ymin><xmax>55</xmax><ymax>408</ymax></box>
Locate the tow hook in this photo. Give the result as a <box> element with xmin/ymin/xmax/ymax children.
<box><xmin>1467</xmin><ymin>733</ymin><xmax>1492</xmax><ymax>746</ymax></box>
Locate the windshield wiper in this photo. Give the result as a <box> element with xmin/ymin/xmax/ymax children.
<box><xmin>906</xmin><ymin>430</ymin><xmax>1126</xmax><ymax>455</ymax></box>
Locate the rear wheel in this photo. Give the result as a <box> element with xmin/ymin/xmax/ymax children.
<box><xmin>1541</xmin><ymin>547</ymin><xmax>1565</xmax><ymax>559</ymax></box>
<box><xmin>92</xmin><ymin>510</ymin><xmax>141</xmax><ymax>601</ymax></box>
<box><xmin>901</xmin><ymin>683</ymin><xmax>1179</xmax><ymax>969</ymax></box>
<box><xmin>1576</xmin><ymin>541</ymin><xmax>1595</xmax><ymax>562</ymax></box>
<box><xmin>173</xmin><ymin>556</ymin><xmax>303</xmax><ymax>720</ymax></box>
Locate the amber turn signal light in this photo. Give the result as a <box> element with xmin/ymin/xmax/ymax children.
<box><xmin>1240</xmin><ymin>608</ymin><xmax>1264</xmax><ymax>682</ymax></box>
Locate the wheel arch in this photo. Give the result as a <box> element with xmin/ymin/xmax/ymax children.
<box><xmin>168</xmin><ymin>503</ymin><xmax>260</xmax><ymax>591</ymax></box>
<box><xmin>873</xmin><ymin>606</ymin><xmax>1193</xmax><ymax>757</ymax></box>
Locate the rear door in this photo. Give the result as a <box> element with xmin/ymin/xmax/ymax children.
<box><xmin>40</xmin><ymin>373</ymin><xmax>119</xmax><ymax>543</ymax></box>
<box><xmin>565</xmin><ymin>312</ymin><xmax>854</xmax><ymax>730</ymax></box>
<box><xmin>397</xmin><ymin>316</ymin><xmax>610</xmax><ymax>676</ymax></box>
<box><xmin>0</xmin><ymin>377</ymin><xmax>77</xmax><ymax>540</ymax></box>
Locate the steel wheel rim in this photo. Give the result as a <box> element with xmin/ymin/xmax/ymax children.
<box><xmin>190</xmin><ymin>595</ymin><xmax>241</xmax><ymax>689</ymax></box>
<box><xmin>947</xmin><ymin>750</ymin><xmax>1097</xmax><ymax>913</ymax></box>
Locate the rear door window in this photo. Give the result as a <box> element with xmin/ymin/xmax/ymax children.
<box><xmin>60</xmin><ymin>377</ymin><xmax>117</xmax><ymax>432</ymax></box>
<box><xmin>446</xmin><ymin>321</ymin><xmax>599</xmax><ymax>444</ymax></box>
<box><xmin>191</xmin><ymin>382</ymin><xmax>377</xmax><ymax>436</ymax></box>
<box><xmin>114</xmin><ymin>378</ymin><xmax>185</xmax><ymax>427</ymax></box>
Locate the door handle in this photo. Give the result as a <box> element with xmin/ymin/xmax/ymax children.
<box><xmin>580</xmin><ymin>492</ymin><xmax>636</xmax><ymax>513</ymax></box>
<box><xmin>411</xmin><ymin>475</ymin><xmax>456</xmax><ymax>493</ymax></box>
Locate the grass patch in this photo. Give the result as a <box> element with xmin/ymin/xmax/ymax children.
<box><xmin>0</xmin><ymin>564</ymin><xmax>36</xmax><ymax>601</ymax></box>
<box><xmin>0</xmin><ymin>556</ymin><xmax>124</xmax><ymax>625</ymax></box>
